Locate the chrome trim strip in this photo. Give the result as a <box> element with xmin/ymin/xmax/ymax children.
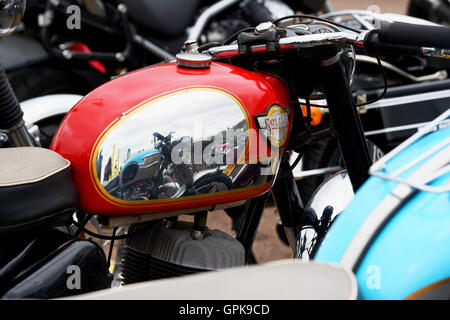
<box><xmin>370</xmin><ymin>109</ymin><xmax>450</xmax><ymax>173</ymax></box>
<box><xmin>302</xmin><ymin>90</ymin><xmax>450</xmax><ymax>112</ymax></box>
<box><xmin>364</xmin><ymin>119</ymin><xmax>450</xmax><ymax>136</ymax></box>
<box><xmin>294</xmin><ymin>166</ymin><xmax>342</xmax><ymax>179</ymax></box>
<box><xmin>365</xmin><ymin>89</ymin><xmax>450</xmax><ymax>110</ymax></box>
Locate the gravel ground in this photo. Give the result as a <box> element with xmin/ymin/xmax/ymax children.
<box><xmin>332</xmin><ymin>0</ymin><xmax>408</xmax><ymax>12</ymax></box>
<box><xmin>207</xmin><ymin>0</ymin><xmax>409</xmax><ymax>264</ymax></box>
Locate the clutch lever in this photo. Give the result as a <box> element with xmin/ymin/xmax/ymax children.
<box><xmin>237</xmin><ymin>24</ymin><xmax>286</xmax><ymax>54</ymax></box>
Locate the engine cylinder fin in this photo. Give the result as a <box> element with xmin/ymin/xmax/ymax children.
<box><xmin>121</xmin><ymin>220</ymin><xmax>245</xmax><ymax>283</ymax></box>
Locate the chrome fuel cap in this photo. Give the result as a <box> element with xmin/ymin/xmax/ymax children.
<box><xmin>176</xmin><ymin>52</ymin><xmax>212</xmax><ymax>69</ymax></box>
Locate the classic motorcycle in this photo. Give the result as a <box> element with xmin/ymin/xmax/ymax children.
<box><xmin>1</xmin><ymin>0</ymin><xmax>450</xmax><ymax>299</ymax></box>
<box><xmin>70</xmin><ymin>109</ymin><xmax>450</xmax><ymax>300</ymax></box>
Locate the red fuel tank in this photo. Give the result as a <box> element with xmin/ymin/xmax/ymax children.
<box><xmin>51</xmin><ymin>61</ymin><xmax>293</xmax><ymax>216</ymax></box>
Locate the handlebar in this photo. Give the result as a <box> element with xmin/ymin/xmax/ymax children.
<box><xmin>207</xmin><ymin>32</ymin><xmax>364</xmax><ymax>59</ymax></box>
<box><xmin>206</xmin><ymin>21</ymin><xmax>450</xmax><ymax>60</ymax></box>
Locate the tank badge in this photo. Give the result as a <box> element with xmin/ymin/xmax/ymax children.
<box><xmin>256</xmin><ymin>104</ymin><xmax>289</xmax><ymax>149</ymax></box>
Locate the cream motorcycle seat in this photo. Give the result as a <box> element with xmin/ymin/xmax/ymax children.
<box><xmin>71</xmin><ymin>260</ymin><xmax>358</xmax><ymax>300</ymax></box>
<box><xmin>0</xmin><ymin>147</ymin><xmax>77</xmax><ymax>236</ymax></box>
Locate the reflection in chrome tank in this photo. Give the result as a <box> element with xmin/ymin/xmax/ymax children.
<box><xmin>94</xmin><ymin>88</ymin><xmax>282</xmax><ymax>202</ymax></box>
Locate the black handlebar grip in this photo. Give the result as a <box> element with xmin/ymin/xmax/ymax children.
<box><xmin>364</xmin><ymin>31</ymin><xmax>422</xmax><ymax>56</ymax></box>
<box><xmin>378</xmin><ymin>21</ymin><xmax>450</xmax><ymax>49</ymax></box>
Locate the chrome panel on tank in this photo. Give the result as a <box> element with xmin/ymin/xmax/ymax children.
<box><xmin>93</xmin><ymin>88</ymin><xmax>282</xmax><ymax>203</ymax></box>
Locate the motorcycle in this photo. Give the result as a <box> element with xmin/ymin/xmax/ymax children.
<box><xmin>2</xmin><ymin>0</ymin><xmax>450</xmax><ymax>299</ymax></box>
<box><xmin>70</xmin><ymin>109</ymin><xmax>450</xmax><ymax>300</ymax></box>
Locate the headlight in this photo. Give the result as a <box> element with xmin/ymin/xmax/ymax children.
<box><xmin>0</xmin><ymin>0</ymin><xmax>26</xmax><ymax>37</ymax></box>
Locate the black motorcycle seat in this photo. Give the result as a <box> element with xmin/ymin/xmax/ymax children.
<box><xmin>120</xmin><ymin>0</ymin><xmax>202</xmax><ymax>37</ymax></box>
<box><xmin>0</xmin><ymin>147</ymin><xmax>77</xmax><ymax>236</ymax></box>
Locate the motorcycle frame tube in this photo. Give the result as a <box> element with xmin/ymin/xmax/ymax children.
<box><xmin>271</xmin><ymin>156</ymin><xmax>304</xmax><ymax>253</ymax></box>
<box><xmin>319</xmin><ymin>54</ymin><xmax>372</xmax><ymax>190</ymax></box>
<box><xmin>236</xmin><ymin>192</ymin><xmax>270</xmax><ymax>263</ymax></box>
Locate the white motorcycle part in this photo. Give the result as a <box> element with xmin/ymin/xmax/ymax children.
<box><xmin>67</xmin><ymin>260</ymin><xmax>357</xmax><ymax>300</ymax></box>
<box><xmin>307</xmin><ymin>170</ymin><xmax>355</xmax><ymax>221</ymax></box>
<box><xmin>21</xmin><ymin>94</ymin><xmax>83</xmax><ymax>127</ymax></box>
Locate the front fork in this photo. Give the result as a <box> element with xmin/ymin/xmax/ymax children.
<box><xmin>268</xmin><ymin>53</ymin><xmax>371</xmax><ymax>255</ymax></box>
<box><xmin>319</xmin><ymin>54</ymin><xmax>372</xmax><ymax>190</ymax></box>
<box><xmin>0</xmin><ymin>67</ymin><xmax>37</xmax><ymax>147</ymax></box>
<box><xmin>236</xmin><ymin>156</ymin><xmax>305</xmax><ymax>260</ymax></box>
<box><xmin>271</xmin><ymin>156</ymin><xmax>305</xmax><ymax>253</ymax></box>
<box><xmin>234</xmin><ymin>54</ymin><xmax>371</xmax><ymax>260</ymax></box>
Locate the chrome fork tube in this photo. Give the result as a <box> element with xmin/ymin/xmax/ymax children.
<box><xmin>6</xmin><ymin>121</ymin><xmax>38</xmax><ymax>147</ymax></box>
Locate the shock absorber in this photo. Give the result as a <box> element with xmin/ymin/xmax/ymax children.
<box><xmin>0</xmin><ymin>67</ymin><xmax>37</xmax><ymax>147</ymax></box>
